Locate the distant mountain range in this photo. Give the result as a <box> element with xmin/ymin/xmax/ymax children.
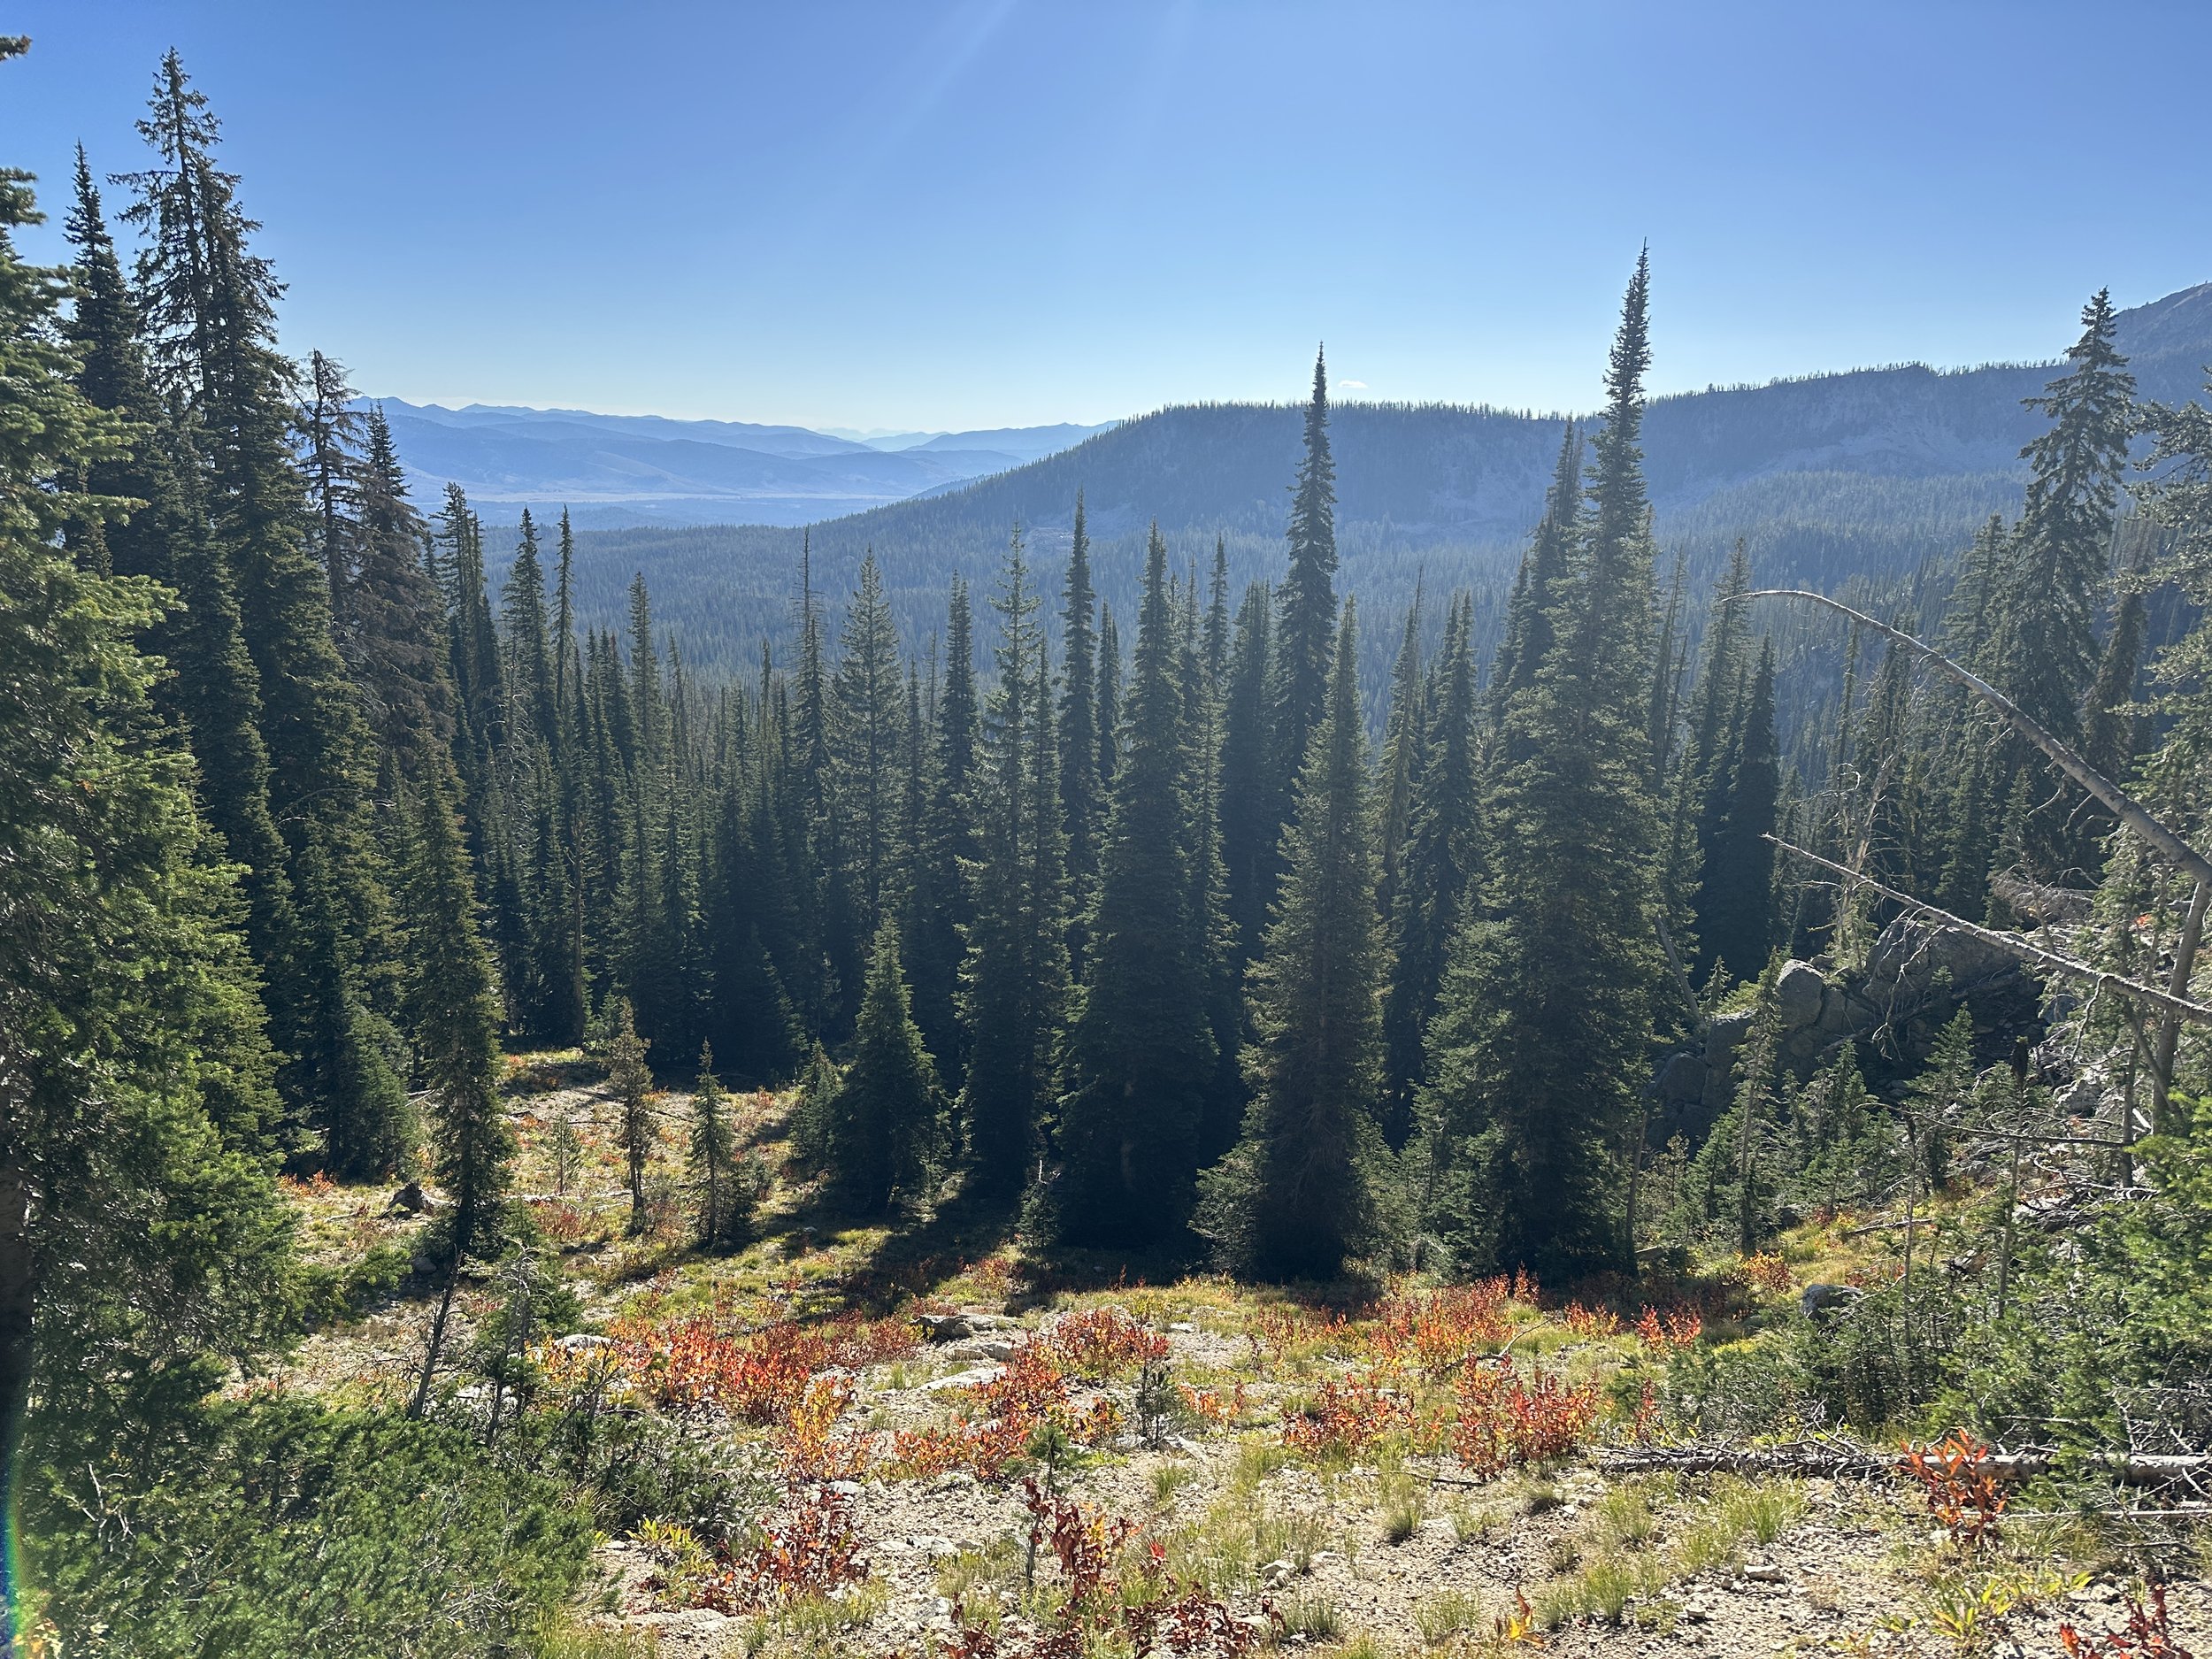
<box><xmin>499</xmin><ymin>281</ymin><xmax>2212</xmax><ymax>695</ymax></box>
<box><xmin>363</xmin><ymin>400</ymin><xmax>1118</xmax><ymax>527</ymax></box>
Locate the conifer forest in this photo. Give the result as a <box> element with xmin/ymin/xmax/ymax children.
<box><xmin>6</xmin><ymin>36</ymin><xmax>2212</xmax><ymax>1659</ymax></box>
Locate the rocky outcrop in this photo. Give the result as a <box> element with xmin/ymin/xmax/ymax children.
<box><xmin>1649</xmin><ymin>918</ymin><xmax>2045</xmax><ymax>1147</ymax></box>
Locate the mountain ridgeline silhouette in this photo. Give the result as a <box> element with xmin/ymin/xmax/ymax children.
<box><xmin>507</xmin><ymin>283</ymin><xmax>2212</xmax><ymax>685</ymax></box>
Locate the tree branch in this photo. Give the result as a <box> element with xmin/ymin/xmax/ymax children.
<box><xmin>1765</xmin><ymin>834</ymin><xmax>2212</xmax><ymax>1028</ymax></box>
<box><xmin>1737</xmin><ymin>589</ymin><xmax>2212</xmax><ymax>891</ymax></box>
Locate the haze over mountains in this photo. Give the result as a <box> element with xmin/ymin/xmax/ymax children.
<box><xmin>369</xmin><ymin>400</ymin><xmax>1118</xmax><ymax>527</ymax></box>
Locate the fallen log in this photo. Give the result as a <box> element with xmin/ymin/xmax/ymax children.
<box><xmin>1598</xmin><ymin>1440</ymin><xmax>2211</xmax><ymax>1488</ymax></box>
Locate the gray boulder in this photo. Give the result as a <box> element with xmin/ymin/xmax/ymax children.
<box><xmin>1775</xmin><ymin>960</ymin><xmax>1826</xmax><ymax>1029</ymax></box>
<box><xmin>1703</xmin><ymin>1008</ymin><xmax>1755</xmax><ymax>1067</ymax></box>
<box><xmin>1657</xmin><ymin>1051</ymin><xmax>1707</xmax><ymax>1104</ymax></box>
<box><xmin>1800</xmin><ymin>1281</ymin><xmax>1863</xmax><ymax>1323</ymax></box>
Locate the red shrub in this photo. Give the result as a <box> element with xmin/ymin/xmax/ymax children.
<box><xmin>1901</xmin><ymin>1432</ymin><xmax>2006</xmax><ymax>1546</ymax></box>
<box><xmin>1452</xmin><ymin>1358</ymin><xmax>1599</xmax><ymax>1478</ymax></box>
<box><xmin>1045</xmin><ymin>1307</ymin><xmax>1169</xmax><ymax>1379</ymax></box>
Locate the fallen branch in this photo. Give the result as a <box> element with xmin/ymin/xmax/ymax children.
<box><xmin>1739</xmin><ymin>590</ymin><xmax>2212</xmax><ymax>891</ymax></box>
<box><xmin>1766</xmin><ymin>835</ymin><xmax>2212</xmax><ymax>1028</ymax></box>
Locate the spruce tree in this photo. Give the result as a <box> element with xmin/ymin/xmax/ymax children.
<box><xmin>1</xmin><ymin>111</ymin><xmax>289</xmax><ymax>1531</ymax></box>
<box><xmin>1219</xmin><ymin>580</ymin><xmax>1276</xmax><ymax>959</ymax></box>
<box><xmin>1054</xmin><ymin>526</ymin><xmax>1218</xmax><ymax>1246</ymax></box>
<box><xmin>1380</xmin><ymin>596</ymin><xmax>1481</xmax><ymax>1145</ymax></box>
<box><xmin>906</xmin><ymin>578</ymin><xmax>979</xmax><ymax>1081</ymax></box>
<box><xmin>298</xmin><ymin>348</ymin><xmax>361</xmax><ymax>630</ymax></box>
<box><xmin>1058</xmin><ymin>492</ymin><xmax>1102</xmax><ymax>979</ymax></box>
<box><xmin>1486</xmin><ymin>422</ymin><xmax>1580</xmax><ymax>738</ymax></box>
<box><xmin>608</xmin><ymin>999</ymin><xmax>654</xmax><ymax>1233</ymax></box>
<box><xmin>1095</xmin><ymin>599</ymin><xmax>1121</xmax><ymax>790</ymax></box>
<box><xmin>688</xmin><ymin>1044</ymin><xmax>745</xmax><ymax>1246</ymax></box>
<box><xmin>349</xmin><ymin>405</ymin><xmax>453</xmax><ymax>772</ymax></box>
<box><xmin>825</xmin><ymin>921</ymin><xmax>943</xmax><ymax>1213</ymax></box>
<box><xmin>1198</xmin><ymin>603</ymin><xmax>1385</xmax><ymax>1280</ymax></box>
<box><xmin>1421</xmin><ymin>253</ymin><xmax>1664</xmax><ymax>1275</ymax></box>
<box><xmin>958</xmin><ymin>529</ymin><xmax>1070</xmax><ymax>1194</ymax></box>
<box><xmin>830</xmin><ymin>551</ymin><xmax>907</xmax><ymax>945</ymax></box>
<box><xmin>401</xmin><ymin>760</ymin><xmax>511</xmax><ymax>1411</ymax></box>
<box><xmin>1700</xmin><ymin>640</ymin><xmax>1781</xmax><ymax>984</ymax></box>
<box><xmin>1271</xmin><ymin>349</ymin><xmax>1340</xmax><ymax>804</ymax></box>
<box><xmin>1373</xmin><ymin>592</ymin><xmax>1425</xmax><ymax>929</ymax></box>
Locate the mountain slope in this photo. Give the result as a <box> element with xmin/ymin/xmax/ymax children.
<box><xmin>507</xmin><ymin>284</ymin><xmax>2210</xmax><ymax>676</ymax></box>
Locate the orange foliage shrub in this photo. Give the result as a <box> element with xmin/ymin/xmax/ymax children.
<box><xmin>1451</xmin><ymin>1359</ymin><xmax>1600</xmax><ymax>1478</ymax></box>
<box><xmin>695</xmin><ymin>1483</ymin><xmax>867</xmax><ymax>1612</ymax></box>
<box><xmin>1563</xmin><ymin>1301</ymin><xmax>1622</xmax><ymax>1339</ymax></box>
<box><xmin>1046</xmin><ymin>1307</ymin><xmax>1169</xmax><ymax>1379</ymax></box>
<box><xmin>2060</xmin><ymin>1584</ymin><xmax>2193</xmax><ymax>1659</ymax></box>
<box><xmin>1740</xmin><ymin>1252</ymin><xmax>1793</xmax><ymax>1295</ymax></box>
<box><xmin>890</xmin><ymin>1339</ymin><xmax>1118</xmax><ymax>1480</ymax></box>
<box><xmin>1633</xmin><ymin>1305</ymin><xmax>1701</xmax><ymax>1350</ymax></box>
<box><xmin>1901</xmin><ymin>1432</ymin><xmax>2006</xmax><ymax>1546</ymax></box>
<box><xmin>1369</xmin><ymin>1279</ymin><xmax>1514</xmax><ymax>1374</ymax></box>
<box><xmin>605</xmin><ymin>1312</ymin><xmax>917</xmax><ymax>1422</ymax></box>
<box><xmin>1281</xmin><ymin>1369</ymin><xmax>1415</xmax><ymax>1458</ymax></box>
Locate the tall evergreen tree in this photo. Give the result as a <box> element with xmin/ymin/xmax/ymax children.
<box><xmin>349</xmin><ymin>405</ymin><xmax>452</xmax><ymax>772</ymax></box>
<box><xmin>958</xmin><ymin>529</ymin><xmax>1070</xmax><ymax>1194</ymax></box>
<box><xmin>1198</xmin><ymin>603</ymin><xmax>1385</xmax><ymax>1280</ymax></box>
<box><xmin>400</xmin><ymin>760</ymin><xmax>511</xmax><ymax>1412</ymax></box>
<box><xmin>1219</xmin><ymin>580</ymin><xmax>1276</xmax><ymax>959</ymax></box>
<box><xmin>1058</xmin><ymin>492</ymin><xmax>1102</xmax><ymax>979</ymax></box>
<box><xmin>1422</xmin><ymin>253</ymin><xmax>1664</xmax><ymax>1275</ymax></box>
<box><xmin>1</xmin><ymin>119</ymin><xmax>289</xmax><ymax>1578</ymax></box>
<box><xmin>1054</xmin><ymin>526</ymin><xmax>1217</xmax><ymax>1246</ymax></box>
<box><xmin>830</xmin><ymin>551</ymin><xmax>907</xmax><ymax>948</ymax></box>
<box><xmin>1263</xmin><ymin>349</ymin><xmax>1340</xmax><ymax>892</ymax></box>
<box><xmin>907</xmin><ymin>578</ymin><xmax>979</xmax><ymax>1082</ymax></box>
<box><xmin>608</xmin><ymin>1000</ymin><xmax>654</xmax><ymax>1233</ymax></box>
<box><xmin>1380</xmin><ymin>596</ymin><xmax>1481</xmax><ymax>1146</ymax></box>
<box><xmin>1700</xmin><ymin>641</ymin><xmax>1781</xmax><ymax>983</ymax></box>
<box><xmin>1486</xmin><ymin>422</ymin><xmax>1580</xmax><ymax>737</ymax></box>
<box><xmin>120</xmin><ymin>54</ymin><xmax>409</xmax><ymax>1166</ymax></box>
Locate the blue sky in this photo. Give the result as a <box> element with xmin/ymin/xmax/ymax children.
<box><xmin>6</xmin><ymin>2</ymin><xmax>2208</xmax><ymax>431</ymax></box>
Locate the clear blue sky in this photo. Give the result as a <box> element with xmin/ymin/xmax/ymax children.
<box><xmin>6</xmin><ymin>2</ymin><xmax>2207</xmax><ymax>431</ymax></box>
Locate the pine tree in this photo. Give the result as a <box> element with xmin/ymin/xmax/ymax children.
<box><xmin>2003</xmin><ymin>291</ymin><xmax>2138</xmax><ymax>741</ymax></box>
<box><xmin>1421</xmin><ymin>253</ymin><xmax>1664</xmax><ymax>1275</ymax></box>
<box><xmin>1054</xmin><ymin>526</ymin><xmax>1218</xmax><ymax>1246</ymax></box>
<box><xmin>1380</xmin><ymin>596</ymin><xmax>1481</xmax><ymax>1145</ymax></box>
<box><xmin>1058</xmin><ymin>492</ymin><xmax>1102</xmax><ymax>979</ymax></box>
<box><xmin>1373</xmin><ymin>591</ymin><xmax>1425</xmax><ymax>929</ymax></box>
<box><xmin>1198</xmin><ymin>603</ymin><xmax>1385</xmax><ymax>1280</ymax></box>
<box><xmin>298</xmin><ymin>349</ymin><xmax>361</xmax><ymax>630</ymax></box>
<box><xmin>608</xmin><ymin>999</ymin><xmax>655</xmax><ymax>1233</ymax></box>
<box><xmin>349</xmin><ymin>405</ymin><xmax>453</xmax><ymax>772</ymax></box>
<box><xmin>1095</xmin><ymin>599</ymin><xmax>1122</xmax><ymax>790</ymax></box>
<box><xmin>825</xmin><ymin>921</ymin><xmax>943</xmax><ymax>1213</ymax></box>
<box><xmin>1261</xmin><ymin>349</ymin><xmax>1340</xmax><ymax>912</ymax></box>
<box><xmin>503</xmin><ymin>508</ymin><xmax>558</xmax><ymax>749</ymax></box>
<box><xmin>1</xmin><ymin>105</ymin><xmax>289</xmax><ymax>1531</ymax></box>
<box><xmin>1700</xmin><ymin>641</ymin><xmax>1780</xmax><ymax>983</ymax></box>
<box><xmin>119</xmin><ymin>58</ymin><xmax>410</xmax><ymax>1164</ymax></box>
<box><xmin>1219</xmin><ymin>580</ymin><xmax>1276</xmax><ymax>959</ymax></box>
<box><xmin>688</xmin><ymin>1044</ymin><xmax>746</xmax><ymax>1246</ymax></box>
<box><xmin>906</xmin><ymin>578</ymin><xmax>979</xmax><ymax>1081</ymax></box>
<box><xmin>958</xmin><ymin>528</ymin><xmax>1070</xmax><ymax>1194</ymax></box>
<box><xmin>1486</xmin><ymin>422</ymin><xmax>1580</xmax><ymax>738</ymax></box>
<box><xmin>831</xmin><ymin>551</ymin><xmax>907</xmax><ymax>946</ymax></box>
<box><xmin>401</xmin><ymin>760</ymin><xmax>511</xmax><ymax>1412</ymax></box>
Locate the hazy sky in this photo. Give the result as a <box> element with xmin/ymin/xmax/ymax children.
<box><xmin>7</xmin><ymin>2</ymin><xmax>2208</xmax><ymax>431</ymax></box>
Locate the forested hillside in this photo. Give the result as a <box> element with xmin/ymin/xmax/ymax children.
<box><xmin>8</xmin><ymin>42</ymin><xmax>2212</xmax><ymax>1659</ymax></box>
<box><xmin>518</xmin><ymin>283</ymin><xmax>2212</xmax><ymax>687</ymax></box>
